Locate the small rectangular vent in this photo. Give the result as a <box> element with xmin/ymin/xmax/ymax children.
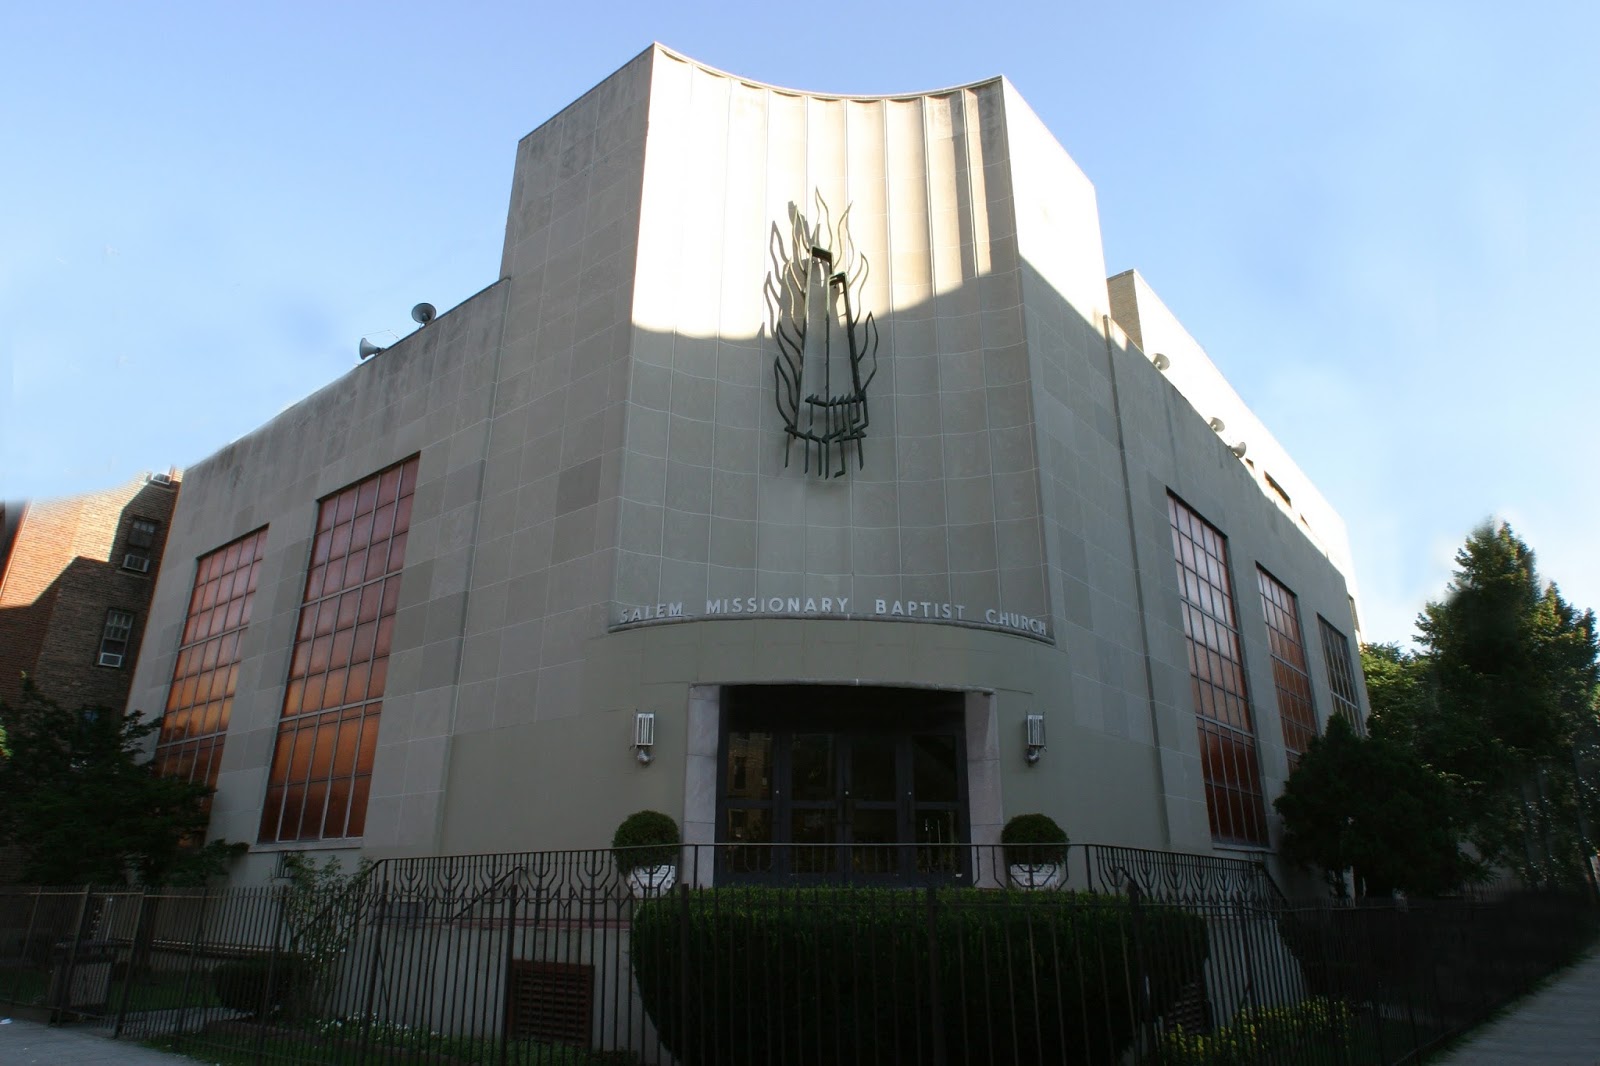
<box><xmin>506</xmin><ymin>960</ymin><xmax>592</xmax><ymax>1047</ymax></box>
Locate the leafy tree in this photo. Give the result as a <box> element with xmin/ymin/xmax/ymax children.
<box><xmin>1361</xmin><ymin>643</ymin><xmax>1427</xmax><ymax>746</ymax></box>
<box><xmin>1275</xmin><ymin>715</ymin><xmax>1477</xmax><ymax>898</ymax></box>
<box><xmin>274</xmin><ymin>851</ymin><xmax>373</xmax><ymax>1018</ymax></box>
<box><xmin>0</xmin><ymin>680</ymin><xmax>244</xmax><ymax>884</ymax></box>
<box><xmin>1370</xmin><ymin>523</ymin><xmax>1600</xmax><ymax>888</ymax></box>
<box><xmin>1418</xmin><ymin>524</ymin><xmax>1598</xmax><ymax>885</ymax></box>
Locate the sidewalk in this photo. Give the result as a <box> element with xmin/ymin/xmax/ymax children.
<box><xmin>1437</xmin><ymin>946</ymin><xmax>1600</xmax><ymax>1065</ymax></box>
<box><xmin>0</xmin><ymin>1018</ymin><xmax>191</xmax><ymax>1064</ymax></box>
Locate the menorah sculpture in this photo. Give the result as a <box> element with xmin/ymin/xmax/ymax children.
<box><xmin>766</xmin><ymin>193</ymin><xmax>879</xmax><ymax>478</ymax></box>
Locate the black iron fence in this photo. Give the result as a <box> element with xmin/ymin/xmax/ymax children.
<box><xmin>0</xmin><ymin>844</ymin><xmax>1593</xmax><ymax>1065</ymax></box>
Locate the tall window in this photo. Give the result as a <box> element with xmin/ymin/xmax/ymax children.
<box><xmin>123</xmin><ymin>518</ymin><xmax>160</xmax><ymax>572</ymax></box>
<box><xmin>1318</xmin><ymin>617</ymin><xmax>1365</xmax><ymax>734</ymax></box>
<box><xmin>259</xmin><ymin>457</ymin><xmax>418</xmax><ymax>843</ymax></box>
<box><xmin>1257</xmin><ymin>569</ymin><xmax>1317</xmax><ymax>768</ymax></box>
<box><xmin>97</xmin><ymin>610</ymin><xmax>135</xmax><ymax>667</ymax></box>
<box><xmin>154</xmin><ymin>528</ymin><xmax>268</xmax><ymax>790</ymax></box>
<box><xmin>1168</xmin><ymin>495</ymin><xmax>1267</xmax><ymax>846</ymax></box>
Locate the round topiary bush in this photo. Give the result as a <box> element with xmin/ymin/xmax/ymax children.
<box><xmin>612</xmin><ymin>810</ymin><xmax>680</xmax><ymax>872</ymax></box>
<box><xmin>1001</xmin><ymin>813</ymin><xmax>1069</xmax><ymax>867</ymax></box>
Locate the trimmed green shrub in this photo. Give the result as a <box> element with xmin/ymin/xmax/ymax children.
<box><xmin>611</xmin><ymin>811</ymin><xmax>679</xmax><ymax>872</ymax></box>
<box><xmin>1001</xmin><ymin>813</ymin><xmax>1069</xmax><ymax>866</ymax></box>
<box><xmin>1160</xmin><ymin>996</ymin><xmax>1353</xmax><ymax>1065</ymax></box>
<box><xmin>211</xmin><ymin>955</ymin><xmax>310</xmax><ymax>1015</ymax></box>
<box><xmin>631</xmin><ymin>887</ymin><xmax>1208</xmax><ymax>1066</ymax></box>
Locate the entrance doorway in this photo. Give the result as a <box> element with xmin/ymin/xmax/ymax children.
<box><xmin>717</xmin><ymin>686</ymin><xmax>969</xmax><ymax>882</ymax></box>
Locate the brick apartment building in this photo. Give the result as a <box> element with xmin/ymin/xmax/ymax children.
<box><xmin>0</xmin><ymin>472</ymin><xmax>181</xmax><ymax>712</ymax></box>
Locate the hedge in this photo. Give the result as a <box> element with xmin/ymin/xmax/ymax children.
<box><xmin>211</xmin><ymin>955</ymin><xmax>313</xmax><ymax>1016</ymax></box>
<box><xmin>631</xmin><ymin>887</ymin><xmax>1208</xmax><ymax>1066</ymax></box>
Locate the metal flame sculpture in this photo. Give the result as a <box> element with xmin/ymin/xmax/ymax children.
<box><xmin>766</xmin><ymin>193</ymin><xmax>879</xmax><ymax>477</ymax></box>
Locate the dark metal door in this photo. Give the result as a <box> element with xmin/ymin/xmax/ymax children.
<box><xmin>718</xmin><ymin>685</ymin><xmax>968</xmax><ymax>883</ymax></box>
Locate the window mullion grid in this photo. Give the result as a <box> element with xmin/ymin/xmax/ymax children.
<box><xmin>155</xmin><ymin>528</ymin><xmax>265</xmax><ymax>789</ymax></box>
<box><xmin>262</xmin><ymin>458</ymin><xmax>415</xmax><ymax>844</ymax></box>
<box><xmin>1169</xmin><ymin>495</ymin><xmax>1267</xmax><ymax>846</ymax></box>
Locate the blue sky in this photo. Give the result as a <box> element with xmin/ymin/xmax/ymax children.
<box><xmin>3</xmin><ymin>2</ymin><xmax>1596</xmax><ymax>647</ymax></box>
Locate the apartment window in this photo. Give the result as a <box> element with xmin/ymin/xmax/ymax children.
<box><xmin>98</xmin><ymin>610</ymin><xmax>135</xmax><ymax>667</ymax></box>
<box><xmin>1168</xmin><ymin>495</ymin><xmax>1267</xmax><ymax>846</ymax></box>
<box><xmin>1319</xmin><ymin>617</ymin><xmax>1365</xmax><ymax>734</ymax></box>
<box><xmin>1258</xmin><ymin>569</ymin><xmax>1318</xmax><ymax>768</ymax></box>
<box><xmin>259</xmin><ymin>456</ymin><xmax>418</xmax><ymax>843</ymax></box>
<box><xmin>123</xmin><ymin>517</ymin><xmax>160</xmax><ymax>572</ymax></box>
<box><xmin>154</xmin><ymin>528</ymin><xmax>268</xmax><ymax>791</ymax></box>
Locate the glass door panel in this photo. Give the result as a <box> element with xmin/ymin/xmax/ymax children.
<box><xmin>912</xmin><ymin>732</ymin><xmax>962</xmax><ymax>875</ymax></box>
<box><xmin>850</xmin><ymin>734</ymin><xmax>896</xmax><ymax>801</ymax></box>
<box><xmin>724</xmin><ymin>808</ymin><xmax>772</xmax><ymax>875</ymax></box>
<box><xmin>790</xmin><ymin>733</ymin><xmax>837</xmax><ymax>874</ymax></box>
<box><xmin>845</xmin><ymin>733</ymin><xmax>903</xmax><ymax>878</ymax></box>
<box><xmin>790</xmin><ymin>808</ymin><xmax>837</xmax><ymax>875</ymax></box>
<box><xmin>912</xmin><ymin>734</ymin><xmax>958</xmax><ymax>801</ymax></box>
<box><xmin>722</xmin><ymin>731</ymin><xmax>774</xmax><ymax>874</ymax></box>
<box><xmin>791</xmin><ymin>734</ymin><xmax>835</xmax><ymax>800</ymax></box>
<box><xmin>726</xmin><ymin>731</ymin><xmax>773</xmax><ymax>801</ymax></box>
<box><xmin>850</xmin><ymin>808</ymin><xmax>899</xmax><ymax>876</ymax></box>
<box><xmin>914</xmin><ymin>808</ymin><xmax>961</xmax><ymax>876</ymax></box>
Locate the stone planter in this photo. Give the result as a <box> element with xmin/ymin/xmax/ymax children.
<box><xmin>626</xmin><ymin>864</ymin><xmax>677</xmax><ymax>897</ymax></box>
<box><xmin>1008</xmin><ymin>862</ymin><xmax>1062</xmax><ymax>890</ymax></box>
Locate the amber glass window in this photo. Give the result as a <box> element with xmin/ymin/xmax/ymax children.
<box><xmin>1318</xmin><ymin>617</ymin><xmax>1365</xmax><ymax>734</ymax></box>
<box><xmin>1258</xmin><ymin>569</ymin><xmax>1318</xmax><ymax>767</ymax></box>
<box><xmin>259</xmin><ymin>457</ymin><xmax>418</xmax><ymax>843</ymax></box>
<box><xmin>1168</xmin><ymin>495</ymin><xmax>1267</xmax><ymax>846</ymax></box>
<box><xmin>155</xmin><ymin>528</ymin><xmax>268</xmax><ymax>790</ymax></box>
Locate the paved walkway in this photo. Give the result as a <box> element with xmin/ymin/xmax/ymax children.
<box><xmin>1438</xmin><ymin>946</ymin><xmax>1600</xmax><ymax>1065</ymax></box>
<box><xmin>0</xmin><ymin>1018</ymin><xmax>191</xmax><ymax>1064</ymax></box>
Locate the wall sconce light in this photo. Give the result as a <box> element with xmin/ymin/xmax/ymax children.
<box><xmin>1024</xmin><ymin>714</ymin><xmax>1046</xmax><ymax>765</ymax></box>
<box><xmin>633</xmin><ymin>711</ymin><xmax>656</xmax><ymax>765</ymax></box>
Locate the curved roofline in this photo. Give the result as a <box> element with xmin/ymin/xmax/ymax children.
<box><xmin>651</xmin><ymin>42</ymin><xmax>1006</xmax><ymax>102</ymax></box>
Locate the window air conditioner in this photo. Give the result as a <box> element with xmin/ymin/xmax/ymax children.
<box><xmin>123</xmin><ymin>554</ymin><xmax>151</xmax><ymax>573</ymax></box>
<box><xmin>149</xmin><ymin>472</ymin><xmax>175</xmax><ymax>486</ymax></box>
<box><xmin>98</xmin><ymin>652</ymin><xmax>124</xmax><ymax>668</ymax></box>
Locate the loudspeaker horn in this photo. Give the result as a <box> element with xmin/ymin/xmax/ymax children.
<box><xmin>411</xmin><ymin>302</ymin><xmax>437</xmax><ymax>325</ymax></box>
<box><xmin>359</xmin><ymin>338</ymin><xmax>385</xmax><ymax>360</ymax></box>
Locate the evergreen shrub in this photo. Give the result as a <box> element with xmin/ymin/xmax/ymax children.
<box><xmin>631</xmin><ymin>887</ymin><xmax>1207</xmax><ymax>1066</ymax></box>
<box><xmin>611</xmin><ymin>811</ymin><xmax>680</xmax><ymax>872</ymax></box>
<box><xmin>1000</xmin><ymin>813</ymin><xmax>1069</xmax><ymax>866</ymax></box>
<box><xmin>211</xmin><ymin>955</ymin><xmax>310</xmax><ymax>1015</ymax></box>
